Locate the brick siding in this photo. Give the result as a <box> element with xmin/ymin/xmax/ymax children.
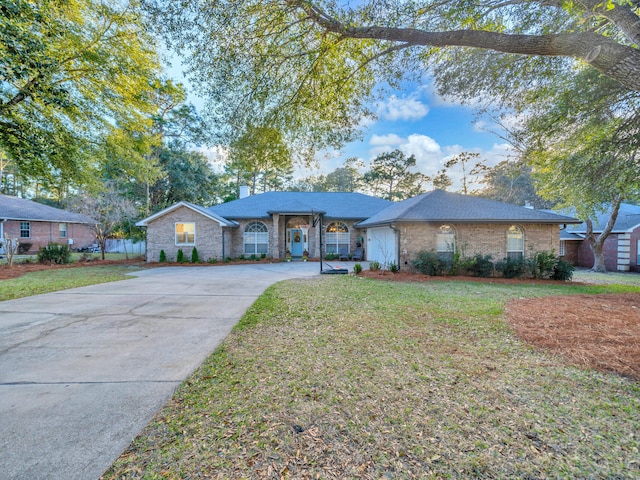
<box><xmin>145</xmin><ymin>206</ymin><xmax>225</xmax><ymax>262</ymax></box>
<box><xmin>396</xmin><ymin>222</ymin><xmax>561</xmax><ymax>270</ymax></box>
<box><xmin>3</xmin><ymin>220</ymin><xmax>95</xmax><ymax>253</ymax></box>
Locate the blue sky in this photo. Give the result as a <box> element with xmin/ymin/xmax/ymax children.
<box><xmin>166</xmin><ymin>60</ymin><xmax>513</xmax><ymax>190</ymax></box>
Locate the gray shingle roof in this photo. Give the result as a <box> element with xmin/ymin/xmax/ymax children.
<box><xmin>0</xmin><ymin>194</ymin><xmax>96</xmax><ymax>224</ymax></box>
<box><xmin>209</xmin><ymin>192</ymin><xmax>392</xmax><ymax>220</ymax></box>
<box><xmin>356</xmin><ymin>190</ymin><xmax>580</xmax><ymax>228</ymax></box>
<box><xmin>562</xmin><ymin>203</ymin><xmax>640</xmax><ymax>234</ymax></box>
<box><xmin>136</xmin><ymin>201</ymin><xmax>238</xmax><ymax>227</ymax></box>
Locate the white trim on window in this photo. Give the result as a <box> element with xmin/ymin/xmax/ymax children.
<box><xmin>244</xmin><ymin>222</ymin><xmax>268</xmax><ymax>255</ymax></box>
<box><xmin>20</xmin><ymin>221</ymin><xmax>30</xmax><ymax>238</ymax></box>
<box><xmin>436</xmin><ymin>225</ymin><xmax>456</xmax><ymax>253</ymax></box>
<box><xmin>175</xmin><ymin>222</ymin><xmax>196</xmax><ymax>245</ymax></box>
<box><xmin>325</xmin><ymin>222</ymin><xmax>349</xmax><ymax>255</ymax></box>
<box><xmin>59</xmin><ymin>223</ymin><xmax>67</xmax><ymax>238</ymax></box>
<box><xmin>559</xmin><ymin>240</ymin><xmax>565</xmax><ymax>257</ymax></box>
<box><xmin>506</xmin><ymin>225</ymin><xmax>524</xmax><ymax>260</ymax></box>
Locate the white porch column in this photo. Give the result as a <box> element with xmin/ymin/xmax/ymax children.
<box><xmin>617</xmin><ymin>233</ymin><xmax>631</xmax><ymax>271</ymax></box>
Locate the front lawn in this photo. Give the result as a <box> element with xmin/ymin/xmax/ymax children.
<box><xmin>103</xmin><ymin>276</ymin><xmax>640</xmax><ymax>479</ymax></box>
<box><xmin>0</xmin><ymin>265</ymin><xmax>140</xmax><ymax>301</ymax></box>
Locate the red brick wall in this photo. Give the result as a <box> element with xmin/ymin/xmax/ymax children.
<box><xmin>3</xmin><ymin>220</ymin><xmax>96</xmax><ymax>253</ymax></box>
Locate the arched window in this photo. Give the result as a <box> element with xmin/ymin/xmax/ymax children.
<box><xmin>506</xmin><ymin>225</ymin><xmax>524</xmax><ymax>260</ymax></box>
<box><xmin>325</xmin><ymin>222</ymin><xmax>349</xmax><ymax>255</ymax></box>
<box><xmin>436</xmin><ymin>225</ymin><xmax>456</xmax><ymax>256</ymax></box>
<box><xmin>244</xmin><ymin>222</ymin><xmax>268</xmax><ymax>255</ymax></box>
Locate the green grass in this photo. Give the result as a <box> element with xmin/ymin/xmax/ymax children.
<box><xmin>104</xmin><ymin>276</ymin><xmax>640</xmax><ymax>479</ymax></box>
<box><xmin>0</xmin><ymin>265</ymin><xmax>140</xmax><ymax>301</ymax></box>
<box><xmin>573</xmin><ymin>268</ymin><xmax>640</xmax><ymax>286</ymax></box>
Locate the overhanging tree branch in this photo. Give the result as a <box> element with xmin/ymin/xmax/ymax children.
<box><xmin>291</xmin><ymin>0</ymin><xmax>640</xmax><ymax>91</ymax></box>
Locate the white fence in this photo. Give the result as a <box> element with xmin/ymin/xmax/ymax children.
<box><xmin>105</xmin><ymin>239</ymin><xmax>146</xmax><ymax>255</ymax></box>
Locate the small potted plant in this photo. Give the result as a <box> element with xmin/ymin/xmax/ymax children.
<box><xmin>286</xmin><ymin>250</ymin><xmax>292</xmax><ymax>262</ymax></box>
<box><xmin>302</xmin><ymin>250</ymin><xmax>309</xmax><ymax>261</ymax></box>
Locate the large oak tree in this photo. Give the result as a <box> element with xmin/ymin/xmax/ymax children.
<box><xmin>1</xmin><ymin>0</ymin><xmax>160</xmax><ymax>186</ymax></box>
<box><xmin>146</xmin><ymin>0</ymin><xmax>640</xmax><ymax>148</ymax></box>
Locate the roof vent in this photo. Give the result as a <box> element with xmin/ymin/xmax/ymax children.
<box><xmin>524</xmin><ymin>201</ymin><xmax>534</xmax><ymax>209</ymax></box>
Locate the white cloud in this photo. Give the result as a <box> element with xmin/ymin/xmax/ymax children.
<box><xmin>369</xmin><ymin>133</ymin><xmax>405</xmax><ymax>146</ymax></box>
<box><xmin>376</xmin><ymin>94</ymin><xmax>429</xmax><ymax>122</ymax></box>
<box><xmin>366</xmin><ymin>133</ymin><xmax>516</xmax><ymax>190</ymax></box>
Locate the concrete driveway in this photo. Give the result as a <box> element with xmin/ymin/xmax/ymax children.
<box><xmin>0</xmin><ymin>262</ymin><xmax>322</xmax><ymax>480</ymax></box>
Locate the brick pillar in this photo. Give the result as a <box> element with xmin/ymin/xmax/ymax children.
<box><xmin>272</xmin><ymin>214</ymin><xmax>280</xmax><ymax>259</ymax></box>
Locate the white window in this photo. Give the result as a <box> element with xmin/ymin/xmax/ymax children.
<box><xmin>20</xmin><ymin>222</ymin><xmax>30</xmax><ymax>238</ymax></box>
<box><xmin>325</xmin><ymin>222</ymin><xmax>349</xmax><ymax>255</ymax></box>
<box><xmin>175</xmin><ymin>223</ymin><xmax>195</xmax><ymax>245</ymax></box>
<box><xmin>436</xmin><ymin>225</ymin><xmax>456</xmax><ymax>257</ymax></box>
<box><xmin>244</xmin><ymin>222</ymin><xmax>268</xmax><ymax>254</ymax></box>
<box><xmin>506</xmin><ymin>225</ymin><xmax>524</xmax><ymax>260</ymax></box>
<box><xmin>59</xmin><ymin>223</ymin><xmax>67</xmax><ymax>238</ymax></box>
<box><xmin>559</xmin><ymin>240</ymin><xmax>565</xmax><ymax>257</ymax></box>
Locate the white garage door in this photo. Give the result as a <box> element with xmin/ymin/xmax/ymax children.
<box><xmin>366</xmin><ymin>227</ymin><xmax>396</xmax><ymax>267</ymax></box>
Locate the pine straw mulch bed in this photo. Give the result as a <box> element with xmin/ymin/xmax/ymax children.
<box><xmin>360</xmin><ymin>270</ymin><xmax>640</xmax><ymax>381</ymax></box>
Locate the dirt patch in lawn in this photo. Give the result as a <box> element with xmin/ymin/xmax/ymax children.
<box><xmin>360</xmin><ymin>270</ymin><xmax>640</xmax><ymax>381</ymax></box>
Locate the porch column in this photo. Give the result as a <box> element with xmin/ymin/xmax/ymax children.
<box><xmin>617</xmin><ymin>233</ymin><xmax>631</xmax><ymax>271</ymax></box>
<box><xmin>271</xmin><ymin>214</ymin><xmax>280</xmax><ymax>259</ymax></box>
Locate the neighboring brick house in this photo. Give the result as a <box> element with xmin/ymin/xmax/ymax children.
<box><xmin>356</xmin><ymin>190</ymin><xmax>580</xmax><ymax>269</ymax></box>
<box><xmin>560</xmin><ymin>203</ymin><xmax>640</xmax><ymax>272</ymax></box>
<box><xmin>0</xmin><ymin>194</ymin><xmax>97</xmax><ymax>254</ymax></box>
<box><xmin>136</xmin><ymin>190</ymin><xmax>579</xmax><ymax>267</ymax></box>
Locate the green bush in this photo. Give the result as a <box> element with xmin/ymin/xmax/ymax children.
<box><xmin>470</xmin><ymin>253</ymin><xmax>494</xmax><ymax>277</ymax></box>
<box><xmin>17</xmin><ymin>242</ymin><xmax>32</xmax><ymax>254</ymax></box>
<box><xmin>369</xmin><ymin>260</ymin><xmax>381</xmax><ymax>271</ymax></box>
<box><xmin>413</xmin><ymin>250</ymin><xmax>447</xmax><ymax>276</ymax></box>
<box><xmin>176</xmin><ymin>249</ymin><xmax>186</xmax><ymax>263</ymax></box>
<box><xmin>207</xmin><ymin>258</ymin><xmax>218</xmax><ymax>264</ymax></box>
<box><xmin>496</xmin><ymin>256</ymin><xmax>527</xmax><ymax>279</ymax></box>
<box><xmin>37</xmin><ymin>243</ymin><xmax>72</xmax><ymax>264</ymax></box>
<box><xmin>191</xmin><ymin>247</ymin><xmax>200</xmax><ymax>263</ymax></box>
<box><xmin>389</xmin><ymin>262</ymin><xmax>400</xmax><ymax>273</ymax></box>
<box><xmin>260</xmin><ymin>252</ymin><xmax>267</xmax><ymax>259</ymax></box>
<box><xmin>529</xmin><ymin>250</ymin><xmax>556</xmax><ymax>279</ymax></box>
<box><xmin>325</xmin><ymin>253</ymin><xmax>337</xmax><ymax>260</ymax></box>
<box><xmin>552</xmin><ymin>259</ymin><xmax>575</xmax><ymax>281</ymax></box>
<box><xmin>353</xmin><ymin>263</ymin><xmax>363</xmax><ymax>274</ymax></box>
<box><xmin>159</xmin><ymin>250</ymin><xmax>167</xmax><ymax>262</ymax></box>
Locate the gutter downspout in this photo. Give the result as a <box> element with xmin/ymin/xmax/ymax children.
<box><xmin>222</xmin><ymin>228</ymin><xmax>225</xmax><ymax>260</ymax></box>
<box><xmin>389</xmin><ymin>224</ymin><xmax>401</xmax><ymax>270</ymax></box>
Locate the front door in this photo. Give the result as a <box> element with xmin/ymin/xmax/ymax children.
<box><xmin>291</xmin><ymin>228</ymin><xmax>304</xmax><ymax>256</ymax></box>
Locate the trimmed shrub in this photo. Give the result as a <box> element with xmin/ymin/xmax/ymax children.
<box><xmin>413</xmin><ymin>250</ymin><xmax>447</xmax><ymax>276</ymax></box>
<box><xmin>353</xmin><ymin>263</ymin><xmax>363</xmax><ymax>274</ymax></box>
<box><xmin>159</xmin><ymin>250</ymin><xmax>167</xmax><ymax>262</ymax></box>
<box><xmin>369</xmin><ymin>260</ymin><xmax>381</xmax><ymax>271</ymax></box>
<box><xmin>207</xmin><ymin>258</ymin><xmax>218</xmax><ymax>264</ymax></box>
<box><xmin>496</xmin><ymin>257</ymin><xmax>527</xmax><ymax>279</ymax></box>
<box><xmin>191</xmin><ymin>247</ymin><xmax>200</xmax><ymax>263</ymax></box>
<box><xmin>529</xmin><ymin>251</ymin><xmax>556</xmax><ymax>279</ymax></box>
<box><xmin>389</xmin><ymin>262</ymin><xmax>400</xmax><ymax>273</ymax></box>
<box><xmin>17</xmin><ymin>242</ymin><xmax>32</xmax><ymax>254</ymax></box>
<box><xmin>552</xmin><ymin>259</ymin><xmax>575</xmax><ymax>281</ymax></box>
<box><xmin>176</xmin><ymin>249</ymin><xmax>186</xmax><ymax>263</ymax></box>
<box><xmin>38</xmin><ymin>243</ymin><xmax>72</xmax><ymax>264</ymax></box>
<box><xmin>470</xmin><ymin>253</ymin><xmax>494</xmax><ymax>277</ymax></box>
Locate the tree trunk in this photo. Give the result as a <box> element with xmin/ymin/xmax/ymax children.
<box><xmin>584</xmin><ymin>195</ymin><xmax>623</xmax><ymax>272</ymax></box>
